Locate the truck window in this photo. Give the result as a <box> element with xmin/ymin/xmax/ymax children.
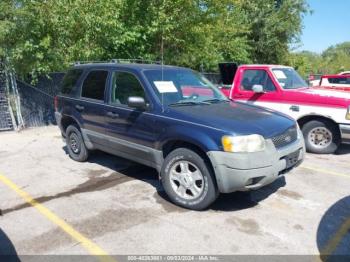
<box><xmin>61</xmin><ymin>69</ymin><xmax>83</xmax><ymax>95</ymax></box>
<box><xmin>272</xmin><ymin>68</ymin><xmax>307</xmax><ymax>89</ymax></box>
<box><xmin>111</xmin><ymin>72</ymin><xmax>145</xmax><ymax>105</ymax></box>
<box><xmin>81</xmin><ymin>70</ymin><xmax>108</xmax><ymax>101</ymax></box>
<box><xmin>240</xmin><ymin>70</ymin><xmax>276</xmax><ymax>92</ymax></box>
<box><xmin>328</xmin><ymin>77</ymin><xmax>350</xmax><ymax>85</ymax></box>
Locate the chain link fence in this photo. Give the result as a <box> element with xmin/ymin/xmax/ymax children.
<box><xmin>16</xmin><ymin>73</ymin><xmax>65</xmax><ymax>127</ymax></box>
<box><xmin>0</xmin><ymin>60</ymin><xmax>65</xmax><ymax>131</ymax></box>
<box><xmin>0</xmin><ymin>62</ymin><xmax>22</xmax><ymax>131</ymax></box>
<box><xmin>0</xmin><ymin>63</ymin><xmax>12</xmax><ymax>130</ymax></box>
<box><xmin>202</xmin><ymin>72</ymin><xmax>221</xmax><ymax>86</ymax></box>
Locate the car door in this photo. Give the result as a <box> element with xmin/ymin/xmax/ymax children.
<box><xmin>104</xmin><ymin>70</ymin><xmax>157</xmax><ymax>165</ymax></box>
<box><xmin>78</xmin><ymin>69</ymin><xmax>109</xmax><ymax>146</ymax></box>
<box><xmin>232</xmin><ymin>68</ymin><xmax>283</xmax><ymax>110</ymax></box>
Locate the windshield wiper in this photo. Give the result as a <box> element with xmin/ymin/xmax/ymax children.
<box><xmin>168</xmin><ymin>101</ymin><xmax>210</xmax><ymax>107</ymax></box>
<box><xmin>202</xmin><ymin>98</ymin><xmax>229</xmax><ymax>104</ymax></box>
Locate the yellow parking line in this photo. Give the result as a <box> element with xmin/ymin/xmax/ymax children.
<box><xmin>320</xmin><ymin>218</ymin><xmax>350</xmax><ymax>257</ymax></box>
<box><xmin>301</xmin><ymin>165</ymin><xmax>350</xmax><ymax>178</ymax></box>
<box><xmin>0</xmin><ymin>174</ymin><xmax>115</xmax><ymax>262</ymax></box>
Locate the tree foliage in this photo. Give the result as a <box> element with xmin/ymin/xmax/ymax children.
<box><xmin>240</xmin><ymin>0</ymin><xmax>309</xmax><ymax>64</ymax></box>
<box><xmin>0</xmin><ymin>0</ymin><xmax>309</xmax><ymax>79</ymax></box>
<box><xmin>289</xmin><ymin>42</ymin><xmax>350</xmax><ymax>78</ymax></box>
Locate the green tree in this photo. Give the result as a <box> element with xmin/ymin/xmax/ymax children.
<box><xmin>287</xmin><ymin>51</ymin><xmax>324</xmax><ymax>78</ymax></box>
<box><xmin>0</xmin><ymin>0</ymin><xmax>309</xmax><ymax>79</ymax></box>
<box><xmin>240</xmin><ymin>0</ymin><xmax>309</xmax><ymax>64</ymax></box>
<box><xmin>321</xmin><ymin>42</ymin><xmax>350</xmax><ymax>73</ymax></box>
<box><xmin>290</xmin><ymin>42</ymin><xmax>350</xmax><ymax>77</ymax></box>
<box><xmin>1</xmin><ymin>0</ymin><xmax>126</xmax><ymax>79</ymax></box>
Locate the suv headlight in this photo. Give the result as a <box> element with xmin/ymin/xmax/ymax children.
<box><xmin>346</xmin><ymin>106</ymin><xmax>350</xmax><ymax>120</ymax></box>
<box><xmin>222</xmin><ymin>134</ymin><xmax>266</xmax><ymax>153</ymax></box>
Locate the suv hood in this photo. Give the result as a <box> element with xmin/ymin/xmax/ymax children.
<box><xmin>167</xmin><ymin>101</ymin><xmax>295</xmax><ymax>138</ymax></box>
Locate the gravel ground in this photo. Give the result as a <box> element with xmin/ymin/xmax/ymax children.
<box><xmin>0</xmin><ymin>126</ymin><xmax>349</xmax><ymax>260</ymax></box>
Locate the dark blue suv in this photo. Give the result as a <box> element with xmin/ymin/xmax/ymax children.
<box><xmin>55</xmin><ymin>62</ymin><xmax>305</xmax><ymax>210</ymax></box>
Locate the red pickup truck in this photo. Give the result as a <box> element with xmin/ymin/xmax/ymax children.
<box><xmin>217</xmin><ymin>63</ymin><xmax>350</xmax><ymax>154</ymax></box>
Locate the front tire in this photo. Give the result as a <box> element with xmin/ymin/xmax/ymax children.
<box><xmin>302</xmin><ymin>120</ymin><xmax>340</xmax><ymax>154</ymax></box>
<box><xmin>161</xmin><ymin>148</ymin><xmax>218</xmax><ymax>210</ymax></box>
<box><xmin>66</xmin><ymin>125</ymin><xmax>89</xmax><ymax>162</ymax></box>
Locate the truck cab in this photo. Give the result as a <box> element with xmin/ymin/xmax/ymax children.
<box><xmin>218</xmin><ymin>63</ymin><xmax>350</xmax><ymax>154</ymax></box>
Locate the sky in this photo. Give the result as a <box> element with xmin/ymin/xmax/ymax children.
<box><xmin>298</xmin><ymin>0</ymin><xmax>350</xmax><ymax>53</ymax></box>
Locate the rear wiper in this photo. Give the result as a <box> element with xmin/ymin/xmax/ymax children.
<box><xmin>168</xmin><ymin>101</ymin><xmax>210</xmax><ymax>107</ymax></box>
<box><xmin>202</xmin><ymin>98</ymin><xmax>230</xmax><ymax>104</ymax></box>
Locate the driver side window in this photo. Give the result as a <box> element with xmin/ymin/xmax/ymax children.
<box><xmin>240</xmin><ymin>69</ymin><xmax>276</xmax><ymax>92</ymax></box>
<box><xmin>111</xmin><ymin>71</ymin><xmax>146</xmax><ymax>105</ymax></box>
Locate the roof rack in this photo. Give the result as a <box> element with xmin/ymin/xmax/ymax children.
<box><xmin>73</xmin><ymin>59</ymin><xmax>162</xmax><ymax>66</ymax></box>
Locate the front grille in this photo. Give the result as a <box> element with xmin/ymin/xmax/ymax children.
<box><xmin>272</xmin><ymin>126</ymin><xmax>298</xmax><ymax>149</ymax></box>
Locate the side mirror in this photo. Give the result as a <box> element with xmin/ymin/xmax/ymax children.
<box><xmin>127</xmin><ymin>96</ymin><xmax>146</xmax><ymax>109</ymax></box>
<box><xmin>252</xmin><ymin>84</ymin><xmax>264</xmax><ymax>93</ymax></box>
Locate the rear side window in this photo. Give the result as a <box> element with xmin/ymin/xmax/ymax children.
<box><xmin>61</xmin><ymin>69</ymin><xmax>83</xmax><ymax>95</ymax></box>
<box><xmin>81</xmin><ymin>70</ymin><xmax>108</xmax><ymax>100</ymax></box>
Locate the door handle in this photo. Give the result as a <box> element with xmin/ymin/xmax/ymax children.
<box><xmin>75</xmin><ymin>105</ymin><xmax>85</xmax><ymax>111</ymax></box>
<box><xmin>290</xmin><ymin>105</ymin><xmax>300</xmax><ymax>112</ymax></box>
<box><xmin>106</xmin><ymin>111</ymin><xmax>119</xmax><ymax>118</ymax></box>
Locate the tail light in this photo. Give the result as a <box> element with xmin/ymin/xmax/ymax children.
<box><xmin>54</xmin><ymin>96</ymin><xmax>58</xmax><ymax>111</ymax></box>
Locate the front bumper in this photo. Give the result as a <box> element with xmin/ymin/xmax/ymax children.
<box><xmin>207</xmin><ymin>131</ymin><xmax>305</xmax><ymax>193</ymax></box>
<box><xmin>340</xmin><ymin>124</ymin><xmax>350</xmax><ymax>143</ymax></box>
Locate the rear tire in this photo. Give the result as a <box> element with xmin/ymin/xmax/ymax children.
<box><xmin>161</xmin><ymin>148</ymin><xmax>219</xmax><ymax>210</ymax></box>
<box><xmin>302</xmin><ymin>120</ymin><xmax>340</xmax><ymax>154</ymax></box>
<box><xmin>66</xmin><ymin>125</ymin><xmax>89</xmax><ymax>162</ymax></box>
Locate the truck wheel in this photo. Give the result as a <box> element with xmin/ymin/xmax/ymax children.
<box><xmin>302</xmin><ymin>120</ymin><xmax>340</xmax><ymax>154</ymax></box>
<box><xmin>161</xmin><ymin>148</ymin><xmax>219</xmax><ymax>210</ymax></box>
<box><xmin>66</xmin><ymin>125</ymin><xmax>89</xmax><ymax>162</ymax></box>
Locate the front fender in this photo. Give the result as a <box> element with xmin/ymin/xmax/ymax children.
<box><xmin>156</xmin><ymin>124</ymin><xmax>223</xmax><ymax>152</ymax></box>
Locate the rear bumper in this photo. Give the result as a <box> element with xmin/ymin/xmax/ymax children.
<box><xmin>207</xmin><ymin>131</ymin><xmax>305</xmax><ymax>193</ymax></box>
<box><xmin>54</xmin><ymin>112</ymin><xmax>65</xmax><ymax>138</ymax></box>
<box><xmin>340</xmin><ymin>124</ymin><xmax>350</xmax><ymax>143</ymax></box>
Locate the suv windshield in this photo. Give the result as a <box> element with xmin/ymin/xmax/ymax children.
<box><xmin>143</xmin><ymin>68</ymin><xmax>228</xmax><ymax>106</ymax></box>
<box><xmin>272</xmin><ymin>68</ymin><xmax>307</xmax><ymax>89</ymax></box>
